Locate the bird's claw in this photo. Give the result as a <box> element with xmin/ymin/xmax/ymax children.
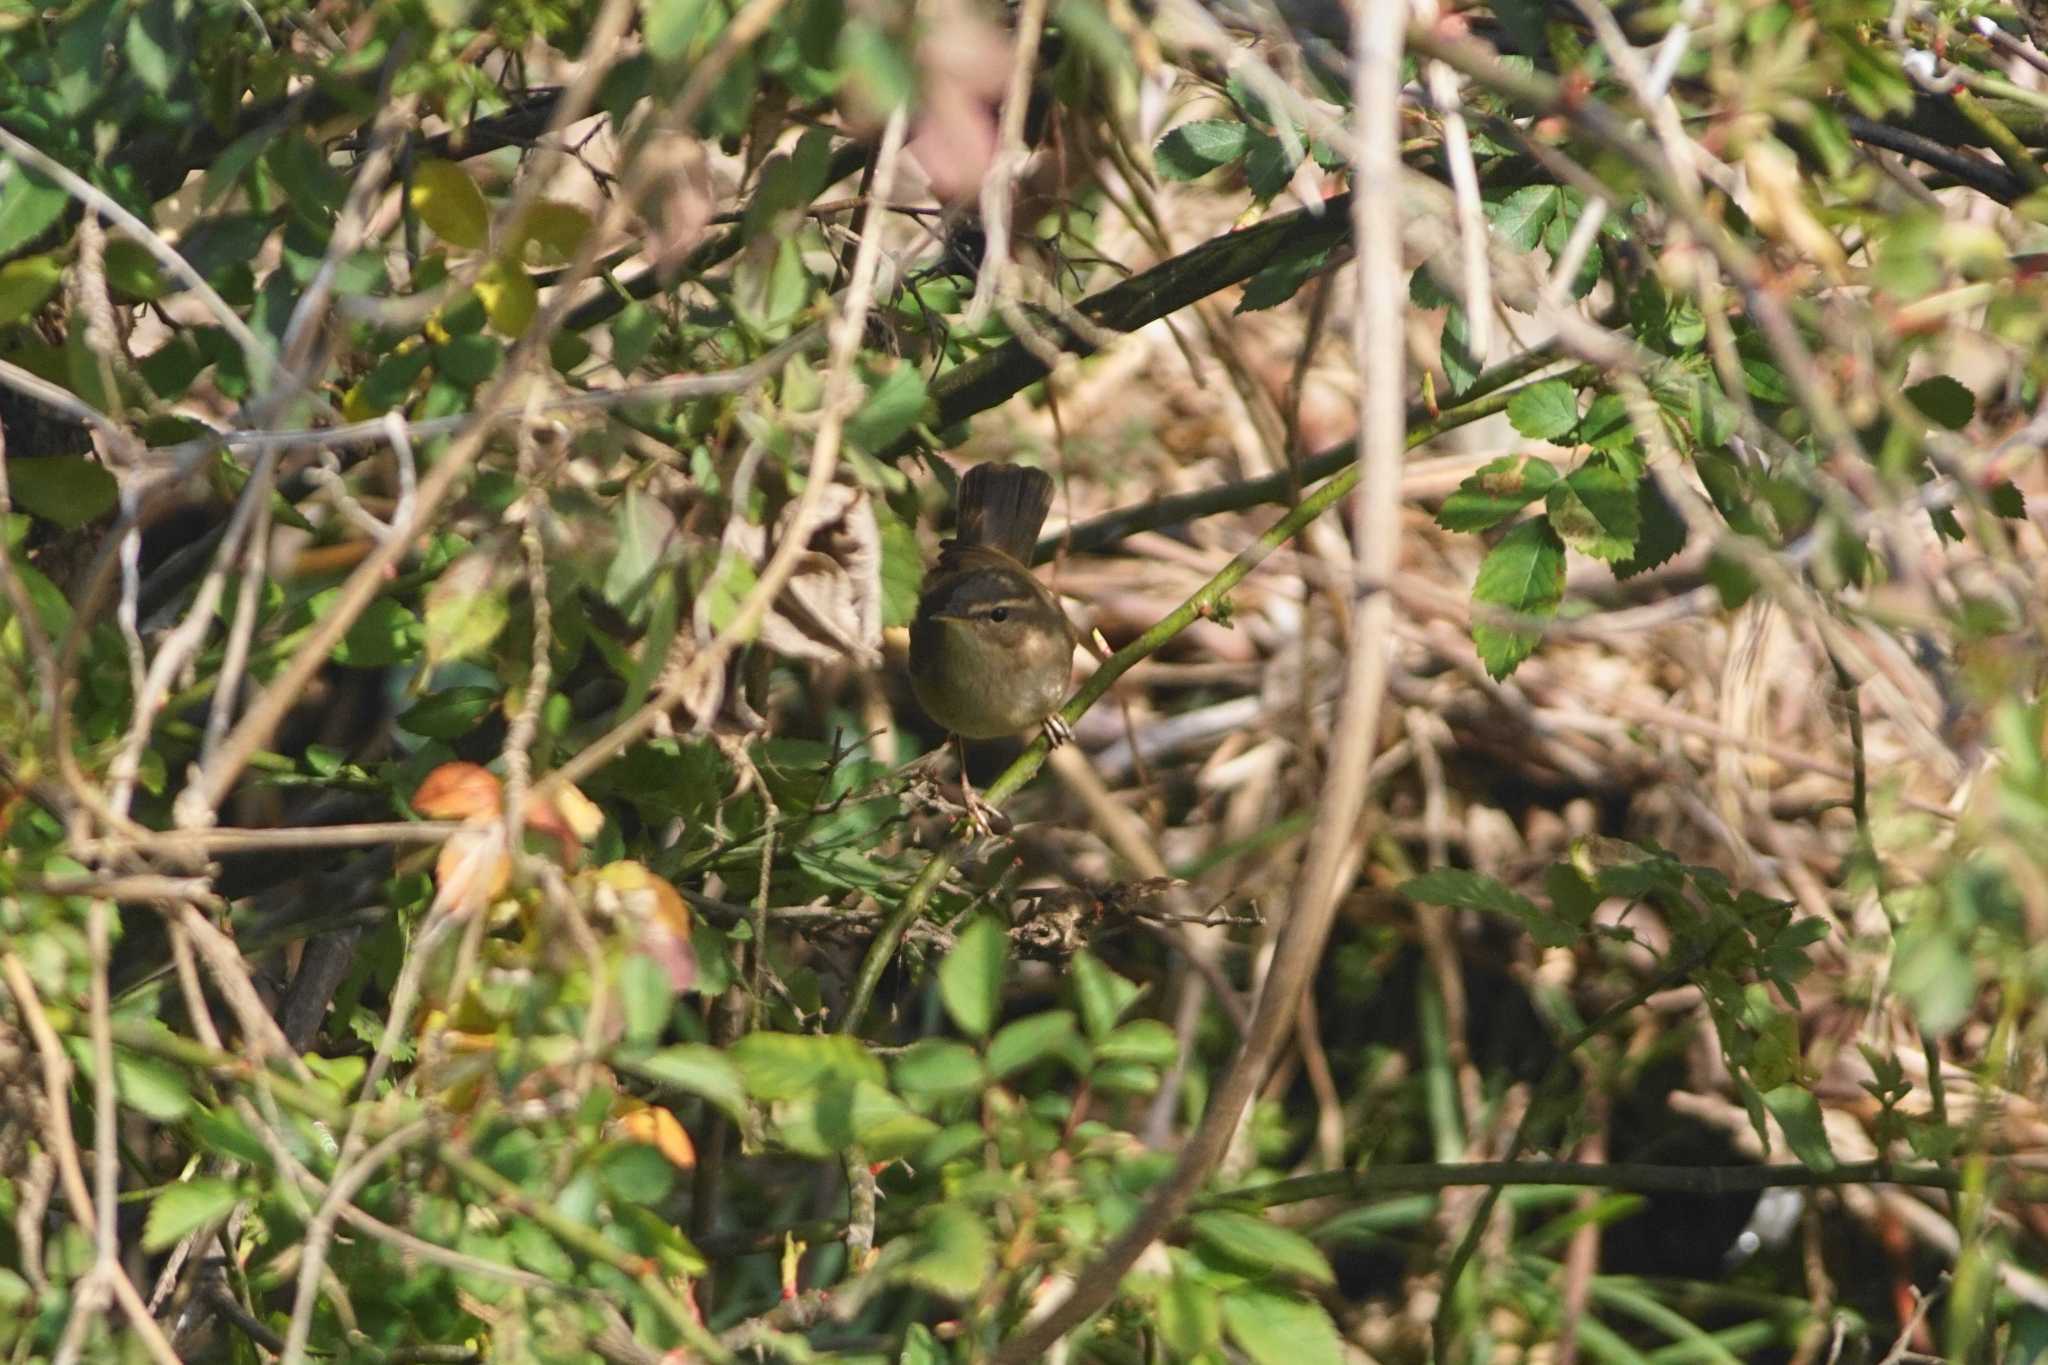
<box><xmin>1041</xmin><ymin>714</ymin><xmax>1074</xmax><ymax>749</ymax></box>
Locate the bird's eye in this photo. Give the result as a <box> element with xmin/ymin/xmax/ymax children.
<box><xmin>988</xmin><ymin>607</ymin><xmax>1010</xmax><ymax>623</ymax></box>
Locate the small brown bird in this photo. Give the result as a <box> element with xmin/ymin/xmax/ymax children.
<box><xmin>909</xmin><ymin>462</ymin><xmax>1077</xmax><ymax>830</ymax></box>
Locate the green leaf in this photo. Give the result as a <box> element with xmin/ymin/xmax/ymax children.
<box><xmin>646</xmin><ymin>0</ymin><xmax>711</xmax><ymax>62</ymax></box>
<box><xmin>611</xmin><ymin>301</ymin><xmax>660</xmax><ymax>375</ymax></box>
<box><xmin>1505</xmin><ymin>380</ymin><xmax>1580</xmax><ymax>441</ymax></box>
<box><xmin>620</xmin><ymin>953</ymin><xmax>674</xmax><ymax>1046</ymax></box>
<box><xmin>847</xmin><ymin>362</ymin><xmax>928</xmax><ymax>454</ymax></box>
<box><xmin>409</xmin><ymin>159</ymin><xmax>490</xmax><ymax>250</ymax></box>
<box><xmin>1221</xmin><ymin>1288</ymin><xmax>1346</xmax><ymax>1365</ymax></box>
<box><xmin>1440</xmin><ymin>305</ymin><xmax>1481</xmax><ymax>398</ymax></box>
<box><xmin>848</xmin><ymin>1080</ymin><xmax>941</xmax><ymax>1158</ymax></box>
<box><xmin>142</xmin><ymin>1178</ymin><xmax>239</xmax><ymax>1252</ymax></box>
<box><xmin>1238</xmin><ymin>244</ymin><xmax>1330</xmax><ymax>313</ymax></box>
<box><xmin>1156</xmin><ymin>119</ymin><xmax>1251</xmax><ymax>180</ymax></box>
<box><xmin>1904</xmin><ymin>375</ymin><xmax>1975</xmax><ymax>431</ymax></box>
<box><xmin>0</xmin><ymin>253</ymin><xmax>62</xmax><ymax>325</ymax></box>
<box><xmin>1486</xmin><ymin>184</ymin><xmax>1561</xmax><ymax>252</ymax></box>
<box><xmin>1191</xmin><ymin>1210</ymin><xmax>1334</xmax><ymax>1284</ymax></box>
<box><xmin>877</xmin><ymin>509</ymin><xmax>922</xmax><ymax>628</ymax></box>
<box><xmin>1070</xmin><ymin>950</ymin><xmax>1143</xmax><ymax>1040</ymax></box>
<box><xmin>115</xmin><ymin>1049</ymin><xmax>192</xmax><ymax>1121</ymax></box>
<box><xmin>892</xmin><ymin>1039</ymin><xmax>986</xmax><ymax>1101</ymax></box>
<box><xmin>729</xmin><ymin>1031</ymin><xmax>883</xmax><ymax>1100</ymax></box>
<box><xmin>1470</xmin><ymin>519</ymin><xmax>1565</xmax><ymax>680</ymax></box>
<box><xmin>1990</xmin><ymin>480</ymin><xmax>2027</xmax><ymax>518</ymax></box>
<box><xmin>1095</xmin><ymin>1018</ymin><xmax>1178</xmax><ymax>1068</ymax></box>
<box><xmin>1159</xmin><ymin>1267</ymin><xmax>1224</xmax><ymax>1354</ymax></box>
<box><xmin>324</xmin><ymin>595</ymin><xmax>422</xmax><ymax>668</ymax></box>
<box><xmin>124</xmin><ymin>0</ymin><xmax>185</xmax><ymax>94</ymax></box>
<box><xmin>1436</xmin><ymin>456</ymin><xmax>1559</xmax><ymax>533</ymax></box>
<box><xmin>475</xmin><ymin>259</ymin><xmax>537</xmax><ymax>337</ymax></box>
<box><xmin>599</xmin><ymin>1141</ymin><xmax>675</xmax><ymax>1203</ymax></box>
<box><xmin>938</xmin><ymin>913</ymin><xmax>1005</xmax><ymax>1039</ymax></box>
<box><xmin>1242</xmin><ymin>130</ymin><xmax>1299</xmax><ymax>202</ymax></box>
<box><xmin>1612</xmin><ymin>476</ymin><xmax>1687</xmax><ymax>580</ymax></box>
<box><xmin>102</xmin><ymin>239</ymin><xmax>166</xmax><ymax>302</ymax></box>
<box><xmin>397</xmin><ymin>685</ymin><xmax>500</xmax><ymax>740</ymax></box>
<box><xmin>1546</xmin><ymin>461</ymin><xmax>1641</xmax><ymax>561</ymax></box>
<box><xmin>986</xmin><ymin>1010</ymin><xmax>1080</xmax><ymax>1079</ymax></box>
<box><xmin>894</xmin><ymin>1205</ymin><xmax>993</xmax><ymax>1299</ymax></box>
<box><xmin>621</xmin><ymin>1044</ymin><xmax>748</xmax><ymax>1121</ymax></box>
<box><xmin>7</xmin><ymin>457</ymin><xmax>117</xmax><ymax>529</ymax></box>
<box><xmin>422</xmin><ymin>553</ymin><xmax>510</xmax><ymax>668</ymax></box>
<box><xmin>0</xmin><ymin>165</ymin><xmax>66</xmax><ymax>258</ymax></box>
<box><xmin>1401</xmin><ymin>868</ymin><xmax>1575</xmax><ymax>947</ymax></box>
<box><xmin>1760</xmin><ymin>1084</ymin><xmax>1836</xmax><ymax>1172</ymax></box>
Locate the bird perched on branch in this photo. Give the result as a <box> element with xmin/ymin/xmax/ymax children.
<box><xmin>909</xmin><ymin>461</ymin><xmax>1077</xmax><ymax>832</ymax></box>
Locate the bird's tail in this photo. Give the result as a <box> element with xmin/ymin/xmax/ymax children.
<box><xmin>953</xmin><ymin>462</ymin><xmax>1054</xmax><ymax>562</ymax></box>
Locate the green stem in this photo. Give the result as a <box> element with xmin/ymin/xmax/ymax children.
<box><xmin>1038</xmin><ymin>349</ymin><xmax>1586</xmax><ymax>563</ymax></box>
<box><xmin>1950</xmin><ymin>86</ymin><xmax>2048</xmax><ymax>190</ymax></box>
<box><xmin>1223</xmin><ymin>1159</ymin><xmax>1985</xmax><ymax>1210</ymax></box>
<box><xmin>839</xmin><ymin>354</ymin><xmax>1561</xmax><ymax>1037</ymax></box>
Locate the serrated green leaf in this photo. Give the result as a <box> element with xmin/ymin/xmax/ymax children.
<box><xmin>1440</xmin><ymin>304</ymin><xmax>1480</xmax><ymax>398</ymax></box>
<box><xmin>1238</xmin><ymin>244</ymin><xmax>1331</xmax><ymax>313</ymax></box>
<box><xmin>1505</xmin><ymin>380</ymin><xmax>1579</xmax><ymax>441</ymax></box>
<box><xmin>1436</xmin><ymin>456</ymin><xmax>1559</xmax><ymax>532</ymax></box>
<box><xmin>1904</xmin><ymin>375</ymin><xmax>1974</xmax><ymax>431</ymax></box>
<box><xmin>143</xmin><ymin>1179</ymin><xmax>239</xmax><ymax>1252</ymax></box>
<box><xmin>1156</xmin><ymin>119</ymin><xmax>1250</xmax><ymax>180</ymax></box>
<box><xmin>1192</xmin><ymin>1210</ymin><xmax>1334</xmax><ymax>1284</ymax></box>
<box><xmin>1242</xmin><ymin>129</ymin><xmax>1299</xmax><ymax>201</ymax></box>
<box><xmin>1761</xmin><ymin>1084</ymin><xmax>1836</xmax><ymax>1172</ymax></box>
<box><xmin>1486</xmin><ymin>184</ymin><xmax>1560</xmax><ymax>252</ymax></box>
<box><xmin>938</xmin><ymin>913</ymin><xmax>1005</xmax><ymax>1039</ymax></box>
<box><xmin>1401</xmin><ymin>867</ymin><xmax>1558</xmax><ymax>940</ymax></box>
<box><xmin>1612</xmin><ymin>476</ymin><xmax>1687</xmax><ymax>580</ymax></box>
<box><xmin>1470</xmin><ymin>519</ymin><xmax>1565</xmax><ymax>680</ymax></box>
<box><xmin>1221</xmin><ymin>1288</ymin><xmax>1345</xmax><ymax>1365</ymax></box>
<box><xmin>1546</xmin><ymin>461</ymin><xmax>1640</xmax><ymax>561</ymax></box>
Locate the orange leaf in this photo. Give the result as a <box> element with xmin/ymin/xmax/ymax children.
<box><xmin>618</xmin><ymin>1105</ymin><xmax>697</xmax><ymax>1168</ymax></box>
<box><xmin>413</xmin><ymin>761</ymin><xmax>501</xmax><ymax>820</ymax></box>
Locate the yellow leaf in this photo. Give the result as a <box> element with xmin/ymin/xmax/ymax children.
<box><xmin>475</xmin><ymin>258</ymin><xmax>538</xmax><ymax>336</ymax></box>
<box><xmin>513</xmin><ymin>201</ymin><xmax>593</xmax><ymax>265</ymax></box>
<box><xmin>0</xmin><ymin>254</ymin><xmax>62</xmax><ymax>325</ymax></box>
<box><xmin>409</xmin><ymin>158</ymin><xmax>490</xmax><ymax>250</ymax></box>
